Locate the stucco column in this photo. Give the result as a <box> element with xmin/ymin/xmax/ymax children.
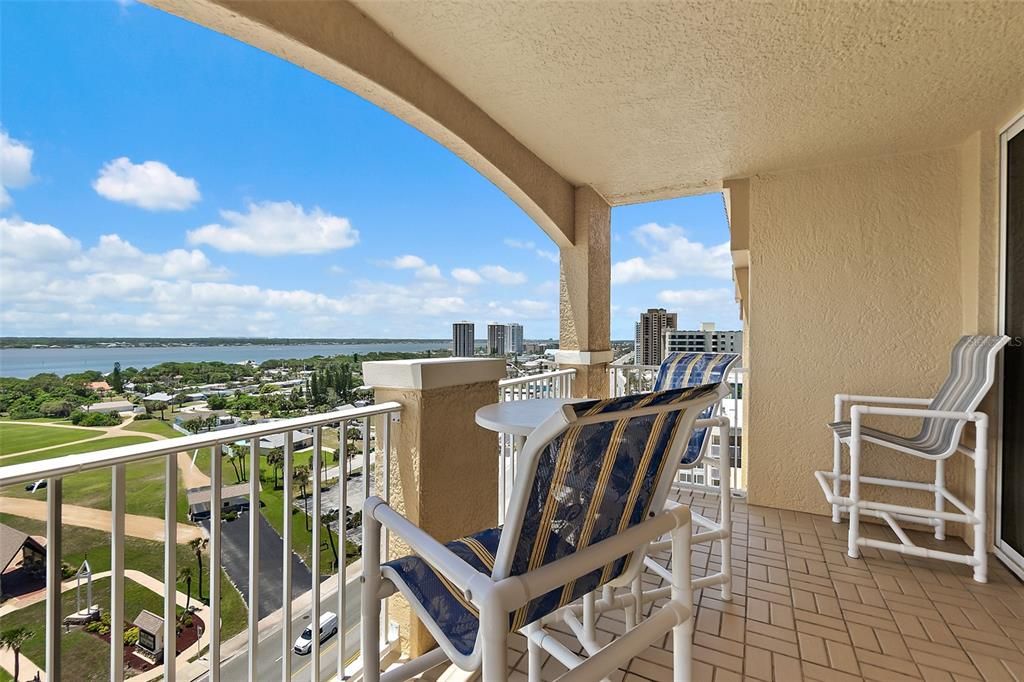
<box><xmin>557</xmin><ymin>186</ymin><xmax>612</xmax><ymax>398</ymax></box>
<box><xmin>362</xmin><ymin>357</ymin><xmax>505</xmax><ymax>657</ymax></box>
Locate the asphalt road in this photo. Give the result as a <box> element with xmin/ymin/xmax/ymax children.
<box><xmin>204</xmin><ymin>510</ymin><xmax>314</xmax><ymax>619</ymax></box>
<box><xmin>218</xmin><ymin>577</ymin><xmax>364</xmax><ymax>681</ymax></box>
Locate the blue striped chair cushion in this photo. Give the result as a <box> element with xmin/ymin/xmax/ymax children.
<box><xmin>653</xmin><ymin>353</ymin><xmax>739</xmax><ymax>465</ymax></box>
<box><xmin>508</xmin><ymin>383</ymin><xmax>721</xmax><ymax>630</ymax></box>
<box><xmin>382</xmin><ymin>527</ymin><xmax>502</xmax><ymax>656</ymax></box>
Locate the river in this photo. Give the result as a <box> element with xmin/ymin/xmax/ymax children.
<box><xmin>0</xmin><ymin>341</ymin><xmax>453</xmax><ymax>378</ymax></box>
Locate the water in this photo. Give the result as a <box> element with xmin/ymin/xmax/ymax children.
<box><xmin>0</xmin><ymin>341</ymin><xmax>451</xmax><ymax>378</ymax></box>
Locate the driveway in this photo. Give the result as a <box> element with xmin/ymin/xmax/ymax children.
<box><xmin>204</xmin><ymin>511</ymin><xmax>313</xmax><ymax>619</ymax></box>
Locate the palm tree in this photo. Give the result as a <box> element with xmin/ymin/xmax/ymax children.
<box><xmin>294</xmin><ymin>464</ymin><xmax>312</xmax><ymax>532</ymax></box>
<box><xmin>267</xmin><ymin>448</ymin><xmax>284</xmax><ymax>490</ymax></box>
<box><xmin>228</xmin><ymin>444</ymin><xmax>247</xmax><ymax>483</ymax></box>
<box><xmin>177</xmin><ymin>565</ymin><xmax>194</xmax><ymax>613</ymax></box>
<box><xmin>189</xmin><ymin>537</ymin><xmax>208</xmax><ymax>602</ymax></box>
<box><xmin>0</xmin><ymin>627</ymin><xmax>34</xmax><ymax>681</ymax></box>
<box><xmin>321</xmin><ymin>509</ymin><xmax>340</xmax><ymax>570</ymax></box>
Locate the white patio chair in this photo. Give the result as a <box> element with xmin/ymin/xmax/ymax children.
<box><xmin>361</xmin><ymin>383</ymin><xmax>728</xmax><ymax>682</ymax></box>
<box><xmin>815</xmin><ymin>335</ymin><xmax>1009</xmax><ymax>582</ymax></box>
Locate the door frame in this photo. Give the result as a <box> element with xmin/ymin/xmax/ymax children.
<box><xmin>996</xmin><ymin>110</ymin><xmax>1024</xmax><ymax>581</ymax></box>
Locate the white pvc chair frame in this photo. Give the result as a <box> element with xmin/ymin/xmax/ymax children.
<box><xmin>815</xmin><ymin>396</ymin><xmax>991</xmax><ymax>582</ymax></box>
<box><xmin>361</xmin><ymin>388</ymin><xmax>728</xmax><ymax>681</ymax></box>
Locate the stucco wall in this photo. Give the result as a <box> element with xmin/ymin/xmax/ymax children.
<box><xmin>746</xmin><ymin>148</ymin><xmax>964</xmax><ymax>515</ymax></box>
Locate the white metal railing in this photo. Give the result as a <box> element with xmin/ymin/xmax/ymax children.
<box><xmin>608</xmin><ymin>363</ymin><xmax>747</xmax><ymax>492</ymax></box>
<box><xmin>498</xmin><ymin>367</ymin><xmax>576</xmax><ymax>402</ymax></box>
<box><xmin>0</xmin><ymin>402</ymin><xmax>402</xmax><ymax>682</ymax></box>
<box><xmin>493</xmin><ymin>368</ymin><xmax>576</xmax><ymax>522</ymax></box>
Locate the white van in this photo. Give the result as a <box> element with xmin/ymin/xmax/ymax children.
<box><xmin>293</xmin><ymin>611</ymin><xmax>338</xmax><ymax>655</ymax></box>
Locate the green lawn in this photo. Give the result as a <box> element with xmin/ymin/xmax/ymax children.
<box><xmin>0</xmin><ymin>422</ymin><xmax>102</xmax><ymax>456</ymax></box>
<box><xmin>123</xmin><ymin>420</ymin><xmax>179</xmax><ymax>438</ymax></box>
<box><xmin>1</xmin><ymin>577</ymin><xmax>184</xmax><ymax>681</ymax></box>
<box><xmin>1</xmin><ymin>436</ymin><xmax>189</xmax><ymax>522</ymax></box>
<box><xmin>0</xmin><ymin>435</ymin><xmax>151</xmax><ymax>467</ymax></box>
<box><xmin>0</xmin><ymin>515</ymin><xmax>247</xmax><ymax>657</ymax></box>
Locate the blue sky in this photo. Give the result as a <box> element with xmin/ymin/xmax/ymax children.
<box><xmin>0</xmin><ymin>1</ymin><xmax>739</xmax><ymax>340</ymax></box>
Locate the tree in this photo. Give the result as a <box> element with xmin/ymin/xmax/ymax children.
<box><xmin>206</xmin><ymin>394</ymin><xmax>227</xmax><ymax>410</ymax></box>
<box><xmin>294</xmin><ymin>464</ymin><xmax>312</xmax><ymax>532</ymax></box>
<box><xmin>184</xmin><ymin>419</ymin><xmax>204</xmax><ymax>435</ymax></box>
<box><xmin>111</xmin><ymin>362</ymin><xmax>124</xmax><ymax>393</ymax></box>
<box><xmin>0</xmin><ymin>626</ymin><xmax>34</xmax><ymax>681</ymax></box>
<box><xmin>228</xmin><ymin>444</ymin><xmax>248</xmax><ymax>483</ymax></box>
<box><xmin>321</xmin><ymin>509</ymin><xmax>340</xmax><ymax>570</ymax></box>
<box><xmin>177</xmin><ymin>565</ymin><xmax>194</xmax><ymax>613</ymax></box>
<box><xmin>189</xmin><ymin>537</ymin><xmax>208</xmax><ymax>602</ymax></box>
<box><xmin>267</xmin><ymin>448</ymin><xmax>284</xmax><ymax>490</ymax></box>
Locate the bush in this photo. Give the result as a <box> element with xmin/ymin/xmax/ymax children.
<box><xmin>70</xmin><ymin>411</ymin><xmax>122</xmax><ymax>427</ymax></box>
<box><xmin>224</xmin><ymin>511</ymin><xmax>239</xmax><ymax>522</ymax></box>
<box><xmin>133</xmin><ymin>413</ymin><xmax>153</xmax><ymax>421</ymax></box>
<box><xmin>124</xmin><ymin>626</ymin><xmax>139</xmax><ymax>646</ymax></box>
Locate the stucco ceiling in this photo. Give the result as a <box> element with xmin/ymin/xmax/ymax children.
<box><xmin>352</xmin><ymin>0</ymin><xmax>1024</xmax><ymax>205</ymax></box>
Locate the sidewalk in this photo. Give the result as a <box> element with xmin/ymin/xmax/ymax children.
<box><xmin>0</xmin><ymin>498</ymin><xmax>204</xmax><ymax>543</ymax></box>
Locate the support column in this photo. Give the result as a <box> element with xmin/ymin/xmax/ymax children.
<box><xmin>362</xmin><ymin>357</ymin><xmax>506</xmax><ymax>656</ymax></box>
<box><xmin>556</xmin><ymin>186</ymin><xmax>612</xmax><ymax>398</ymax></box>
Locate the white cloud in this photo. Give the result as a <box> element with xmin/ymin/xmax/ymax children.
<box><xmin>70</xmin><ymin>233</ymin><xmax>228</xmax><ymax>280</ymax></box>
<box><xmin>478</xmin><ymin>265</ymin><xmax>527</xmax><ymax>285</ymax></box>
<box><xmin>93</xmin><ymin>157</ymin><xmax>200</xmax><ymax>211</ymax></box>
<box><xmin>451</xmin><ymin>268</ymin><xmax>483</xmax><ymax>285</ymax></box>
<box><xmin>0</xmin><ymin>130</ymin><xmax>35</xmax><ymax>210</ymax></box>
<box><xmin>486</xmin><ymin>298</ymin><xmax>555</xmax><ymax>319</ymax></box>
<box><xmin>389</xmin><ymin>254</ymin><xmax>427</xmax><ymax>269</ymax></box>
<box><xmin>0</xmin><ymin>218</ymin><xmax>79</xmax><ymax>261</ymax></box>
<box><xmin>611</xmin><ymin>223</ymin><xmax>731</xmax><ymax>284</ymax></box>
<box><xmin>187</xmin><ymin>200</ymin><xmax>359</xmax><ymax>255</ymax></box>
<box><xmin>383</xmin><ymin>254</ymin><xmax>443</xmax><ymax>281</ymax></box>
<box><xmin>657</xmin><ymin>288</ymin><xmax>734</xmax><ymax>306</ymax></box>
<box><xmin>505</xmin><ymin>237</ymin><xmax>559</xmax><ymax>264</ymax></box>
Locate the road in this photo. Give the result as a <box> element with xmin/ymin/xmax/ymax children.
<box><xmin>217</xmin><ymin>576</ymin><xmax>363</xmax><ymax>681</ymax></box>
<box><xmin>202</xmin><ymin>511</ymin><xmax>313</xmax><ymax>619</ymax></box>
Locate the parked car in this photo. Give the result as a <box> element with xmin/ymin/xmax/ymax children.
<box><xmin>293</xmin><ymin>611</ymin><xmax>338</xmax><ymax>655</ymax></box>
<box><xmin>24</xmin><ymin>479</ymin><xmax>47</xmax><ymax>492</ymax></box>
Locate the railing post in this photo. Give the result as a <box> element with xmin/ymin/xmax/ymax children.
<box><xmin>553</xmin><ymin>351</ymin><xmax>611</xmax><ymax>399</ymax></box>
<box><xmin>362</xmin><ymin>358</ymin><xmax>506</xmax><ymax>657</ymax></box>
<box><xmin>45</xmin><ymin>478</ymin><xmax>62</xmax><ymax>681</ymax></box>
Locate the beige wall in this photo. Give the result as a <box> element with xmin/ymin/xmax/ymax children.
<box><xmin>745</xmin><ymin>147</ymin><xmax>966</xmax><ymax>515</ymax></box>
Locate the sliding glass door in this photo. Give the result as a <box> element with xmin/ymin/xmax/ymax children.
<box><xmin>998</xmin><ymin>114</ymin><xmax>1024</xmax><ymax>577</ymax></box>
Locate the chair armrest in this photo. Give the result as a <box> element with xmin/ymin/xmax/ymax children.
<box><xmin>834</xmin><ymin>394</ymin><xmax>933</xmax><ymax>422</ymax></box>
<box><xmin>851</xmin><ymin>405</ymin><xmax>985</xmax><ymax>423</ymax></box>
<box><xmin>497</xmin><ymin>506</ymin><xmax>690</xmax><ymax>611</ymax></box>
<box><xmin>364</xmin><ymin>496</ymin><xmax>484</xmax><ymax>593</ymax></box>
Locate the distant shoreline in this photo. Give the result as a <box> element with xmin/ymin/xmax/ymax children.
<box><xmin>0</xmin><ymin>337</ymin><xmax>455</xmax><ymax>349</ymax></box>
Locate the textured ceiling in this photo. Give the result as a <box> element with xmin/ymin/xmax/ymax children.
<box><xmin>352</xmin><ymin>0</ymin><xmax>1024</xmax><ymax>205</ymax></box>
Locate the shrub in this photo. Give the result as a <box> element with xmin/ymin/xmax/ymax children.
<box><xmin>123</xmin><ymin>626</ymin><xmax>139</xmax><ymax>646</ymax></box>
<box><xmin>224</xmin><ymin>511</ymin><xmax>239</xmax><ymax>522</ymax></box>
<box><xmin>133</xmin><ymin>413</ymin><xmax>153</xmax><ymax>421</ymax></box>
<box><xmin>70</xmin><ymin>411</ymin><xmax>121</xmax><ymax>427</ymax></box>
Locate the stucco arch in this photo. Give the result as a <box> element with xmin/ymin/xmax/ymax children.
<box><xmin>147</xmin><ymin>0</ymin><xmax>576</xmax><ymax>247</ymax></box>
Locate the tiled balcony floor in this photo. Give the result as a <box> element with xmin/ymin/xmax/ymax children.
<box><xmin>451</xmin><ymin>487</ymin><xmax>1024</xmax><ymax>681</ymax></box>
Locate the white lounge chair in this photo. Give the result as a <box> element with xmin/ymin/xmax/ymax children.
<box><xmin>361</xmin><ymin>383</ymin><xmax>728</xmax><ymax>681</ymax></box>
<box><xmin>815</xmin><ymin>335</ymin><xmax>1010</xmax><ymax>582</ymax></box>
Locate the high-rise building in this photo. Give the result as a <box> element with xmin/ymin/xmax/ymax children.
<box><xmin>635</xmin><ymin>308</ymin><xmax>678</xmax><ymax>365</ymax></box>
<box><xmin>452</xmin><ymin>321</ymin><xmax>475</xmax><ymax>357</ymax></box>
<box><xmin>664</xmin><ymin>322</ymin><xmax>743</xmax><ymax>357</ymax></box>
<box><xmin>504</xmin><ymin>323</ymin><xmax>524</xmax><ymax>355</ymax></box>
<box><xmin>486</xmin><ymin>323</ymin><xmax>506</xmax><ymax>356</ymax></box>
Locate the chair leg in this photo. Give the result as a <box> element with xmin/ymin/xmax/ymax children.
<box><xmin>361</xmin><ymin>510</ymin><xmax>382</xmax><ymax>682</ymax></box>
<box><xmin>973</xmin><ymin>416</ymin><xmax>989</xmax><ymax>583</ymax></box>
<box><xmin>833</xmin><ymin>396</ymin><xmax>843</xmax><ymax>523</ymax></box>
<box><xmin>934</xmin><ymin>459</ymin><xmax>946</xmax><ymax>541</ymax></box>
<box><xmin>526</xmin><ymin>622</ymin><xmax>543</xmax><ymax>681</ymax></box>
<box><xmin>481</xmin><ymin>604</ymin><xmax>509</xmax><ymax>681</ymax></box>
<box><xmin>671</xmin><ymin>518</ymin><xmax>693</xmax><ymax>682</ymax></box>
<box><xmin>847</xmin><ymin>415</ymin><xmax>862</xmax><ymax>559</ymax></box>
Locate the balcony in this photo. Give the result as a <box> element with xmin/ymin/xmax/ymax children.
<box><xmin>2</xmin><ymin>0</ymin><xmax>1023</xmax><ymax>680</ymax></box>
<box><xmin>2</xmin><ymin>365</ymin><xmax>1023</xmax><ymax>681</ymax></box>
